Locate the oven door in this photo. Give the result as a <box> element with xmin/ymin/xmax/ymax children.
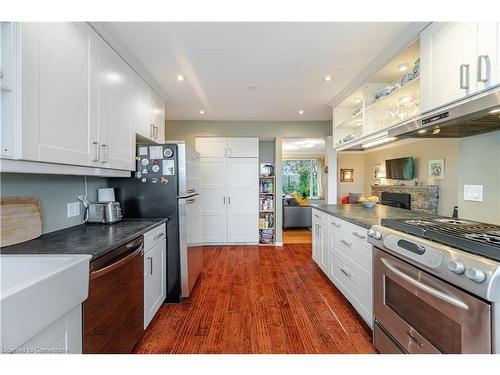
<box><xmin>373</xmin><ymin>248</ymin><xmax>491</xmax><ymax>354</ymax></box>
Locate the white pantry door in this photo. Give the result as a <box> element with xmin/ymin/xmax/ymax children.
<box><xmin>227</xmin><ymin>158</ymin><xmax>258</xmax><ymax>243</ymax></box>
<box><xmin>199</xmin><ymin>157</ymin><xmax>228</xmax><ymax>243</ymax></box>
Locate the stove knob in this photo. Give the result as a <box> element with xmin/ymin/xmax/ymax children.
<box><xmin>447</xmin><ymin>261</ymin><xmax>465</xmax><ymax>275</ymax></box>
<box><xmin>465</xmin><ymin>268</ymin><xmax>486</xmax><ymax>283</ymax></box>
<box><xmin>368</xmin><ymin>229</ymin><xmax>382</xmax><ymax>240</ymax></box>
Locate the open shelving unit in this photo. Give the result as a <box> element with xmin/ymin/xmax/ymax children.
<box><xmin>333</xmin><ymin>39</ymin><xmax>421</xmax><ymax>149</ymax></box>
<box><xmin>258</xmin><ymin>176</ymin><xmax>275</xmax><ymax>244</ymax></box>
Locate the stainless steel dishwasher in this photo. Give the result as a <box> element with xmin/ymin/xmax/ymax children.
<box><xmin>83</xmin><ymin>236</ymin><xmax>144</xmax><ymax>354</ymax></box>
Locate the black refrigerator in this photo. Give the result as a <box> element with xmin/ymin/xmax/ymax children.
<box><xmin>110</xmin><ymin>141</ymin><xmax>201</xmax><ymax>303</ymax></box>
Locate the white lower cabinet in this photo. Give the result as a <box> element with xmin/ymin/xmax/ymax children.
<box><xmin>143</xmin><ymin>225</ymin><xmax>167</xmax><ymax>329</ymax></box>
<box><xmin>312</xmin><ymin>208</ymin><xmax>373</xmax><ymax>327</ymax></box>
<box><xmin>15</xmin><ymin>305</ymin><xmax>83</xmax><ymax>354</ymax></box>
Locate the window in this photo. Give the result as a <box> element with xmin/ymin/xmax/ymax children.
<box><xmin>282</xmin><ymin>159</ymin><xmax>323</xmax><ymax>199</ymax></box>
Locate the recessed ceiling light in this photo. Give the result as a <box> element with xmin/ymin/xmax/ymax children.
<box><xmin>489</xmin><ymin>108</ymin><xmax>500</xmax><ymax>114</ymax></box>
<box><xmin>298</xmin><ymin>110</ymin><xmax>304</xmax><ymax>115</ymax></box>
<box><xmin>177</xmin><ymin>74</ymin><xmax>184</xmax><ymax>81</ymax></box>
<box><xmin>323</xmin><ymin>75</ymin><xmax>332</xmax><ymax>82</ymax></box>
<box><xmin>398</xmin><ymin>63</ymin><xmax>410</xmax><ymax>72</ymax></box>
<box><xmin>199</xmin><ymin>110</ymin><xmax>205</xmax><ymax>115</ymax></box>
<box><xmin>418</xmin><ymin>129</ymin><xmax>427</xmax><ymax>134</ymax></box>
<box><xmin>353</xmin><ymin>97</ymin><xmax>362</xmax><ymax>104</ymax></box>
<box><xmin>432</xmin><ymin>128</ymin><xmax>441</xmax><ymax>135</ymax></box>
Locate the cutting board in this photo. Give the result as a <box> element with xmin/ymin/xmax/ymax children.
<box><xmin>0</xmin><ymin>197</ymin><xmax>42</xmax><ymax>247</ymax></box>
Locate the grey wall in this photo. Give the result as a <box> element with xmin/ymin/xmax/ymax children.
<box><xmin>166</xmin><ymin>120</ymin><xmax>332</xmax><ymax>148</ymax></box>
<box><xmin>0</xmin><ymin>173</ymin><xmax>108</xmax><ymax>234</ymax></box>
<box><xmin>259</xmin><ymin>140</ymin><xmax>275</xmax><ymax>165</ymax></box>
<box><xmin>458</xmin><ymin>130</ymin><xmax>500</xmax><ymax>224</ymax></box>
<box><xmin>167</xmin><ymin>120</ymin><xmax>332</xmax><ymax>244</ymax></box>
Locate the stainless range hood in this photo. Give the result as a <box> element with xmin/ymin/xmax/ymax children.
<box><xmin>389</xmin><ymin>87</ymin><xmax>500</xmax><ymax>139</ymax></box>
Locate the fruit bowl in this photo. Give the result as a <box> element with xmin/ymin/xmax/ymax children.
<box><xmin>362</xmin><ymin>201</ymin><xmax>377</xmax><ymax>208</ymax></box>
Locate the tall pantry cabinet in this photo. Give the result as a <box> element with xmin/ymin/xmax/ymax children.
<box><xmin>195</xmin><ymin>137</ymin><xmax>259</xmax><ymax>244</ymax></box>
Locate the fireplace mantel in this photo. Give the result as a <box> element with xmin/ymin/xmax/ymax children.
<box><xmin>371</xmin><ymin>185</ymin><xmax>439</xmax><ymax>214</ymax></box>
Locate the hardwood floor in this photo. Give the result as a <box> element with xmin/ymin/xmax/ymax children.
<box><xmin>133</xmin><ymin>244</ymin><xmax>374</xmax><ymax>354</ymax></box>
<box><xmin>283</xmin><ymin>228</ymin><xmax>312</xmax><ymax>244</ymax></box>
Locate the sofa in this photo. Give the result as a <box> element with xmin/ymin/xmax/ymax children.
<box><xmin>282</xmin><ymin>197</ymin><xmax>325</xmax><ymax>229</ymax></box>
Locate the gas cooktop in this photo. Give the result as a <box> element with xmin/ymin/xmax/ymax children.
<box><xmin>381</xmin><ymin>217</ymin><xmax>500</xmax><ymax>262</ymax></box>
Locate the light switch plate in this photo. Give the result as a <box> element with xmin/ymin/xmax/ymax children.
<box><xmin>464</xmin><ymin>184</ymin><xmax>483</xmax><ymax>202</ymax></box>
<box><xmin>67</xmin><ymin>202</ymin><xmax>80</xmax><ymax>217</ymax></box>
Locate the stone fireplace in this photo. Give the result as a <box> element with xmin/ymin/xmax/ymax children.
<box><xmin>371</xmin><ymin>185</ymin><xmax>439</xmax><ymax>214</ymax></box>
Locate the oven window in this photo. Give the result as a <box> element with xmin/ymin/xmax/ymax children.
<box><xmin>385</xmin><ymin>277</ymin><xmax>462</xmax><ymax>353</ymax></box>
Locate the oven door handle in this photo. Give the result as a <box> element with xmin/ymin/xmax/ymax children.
<box><xmin>381</xmin><ymin>258</ymin><xmax>469</xmax><ymax>311</ymax></box>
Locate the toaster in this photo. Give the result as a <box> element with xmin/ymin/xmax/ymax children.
<box><xmin>87</xmin><ymin>202</ymin><xmax>123</xmax><ymax>224</ymax></box>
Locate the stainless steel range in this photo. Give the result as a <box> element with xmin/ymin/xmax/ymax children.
<box><xmin>367</xmin><ymin>217</ymin><xmax>500</xmax><ymax>354</ymax></box>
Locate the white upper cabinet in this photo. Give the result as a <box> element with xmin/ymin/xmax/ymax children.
<box><xmin>1</xmin><ymin>22</ymin><xmax>166</xmax><ymax>173</ymax></box>
<box><xmin>195</xmin><ymin>137</ymin><xmax>227</xmax><ymax>157</ymax></box>
<box><xmin>226</xmin><ymin>137</ymin><xmax>259</xmax><ymax>158</ymax></box>
<box><xmin>132</xmin><ymin>74</ymin><xmax>165</xmax><ymax>143</ymax></box>
<box><xmin>195</xmin><ymin>137</ymin><xmax>259</xmax><ymax>158</ymax></box>
<box><xmin>476</xmin><ymin>22</ymin><xmax>500</xmax><ymax>92</ymax></box>
<box><xmin>21</xmin><ymin>22</ymin><xmax>99</xmax><ymax>166</ymax></box>
<box><xmin>132</xmin><ymin>73</ymin><xmax>153</xmax><ymax>140</ymax></box>
<box><xmin>97</xmin><ymin>39</ymin><xmax>134</xmax><ymax>170</ymax></box>
<box><xmin>421</xmin><ymin>22</ymin><xmax>500</xmax><ymax>112</ymax></box>
<box><xmin>150</xmin><ymin>91</ymin><xmax>165</xmax><ymax>143</ymax></box>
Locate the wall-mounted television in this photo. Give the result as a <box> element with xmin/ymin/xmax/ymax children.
<box><xmin>385</xmin><ymin>157</ymin><xmax>414</xmax><ymax>180</ymax></box>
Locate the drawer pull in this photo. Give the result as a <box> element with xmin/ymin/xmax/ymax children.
<box><xmin>352</xmin><ymin>231</ymin><xmax>366</xmax><ymax>239</ymax></box>
<box><xmin>341</xmin><ymin>239</ymin><xmax>352</xmax><ymax>247</ymax></box>
<box><xmin>153</xmin><ymin>232</ymin><xmax>164</xmax><ymax>240</ymax></box>
<box><xmin>331</xmin><ymin>222</ymin><xmax>341</xmax><ymax>228</ymax></box>
<box><xmin>314</xmin><ymin>214</ymin><xmax>320</xmax><ymax>219</ymax></box>
<box><xmin>340</xmin><ymin>268</ymin><xmax>351</xmax><ymax>278</ymax></box>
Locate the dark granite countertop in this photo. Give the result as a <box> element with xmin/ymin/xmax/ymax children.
<box><xmin>311</xmin><ymin>204</ymin><xmax>435</xmax><ymax>229</ymax></box>
<box><xmin>0</xmin><ymin>218</ymin><xmax>168</xmax><ymax>261</ymax></box>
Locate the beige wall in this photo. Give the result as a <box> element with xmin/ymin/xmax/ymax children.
<box><xmin>458</xmin><ymin>130</ymin><xmax>500</xmax><ymax>224</ymax></box>
<box><xmin>166</xmin><ymin>120</ymin><xmax>332</xmax><ymax>243</ymax></box>
<box><xmin>363</xmin><ymin>139</ymin><xmax>460</xmax><ymax>216</ymax></box>
<box><xmin>338</xmin><ymin>139</ymin><xmax>460</xmax><ymax>216</ymax></box>
<box><xmin>337</xmin><ymin>153</ymin><xmax>365</xmax><ymax>202</ymax></box>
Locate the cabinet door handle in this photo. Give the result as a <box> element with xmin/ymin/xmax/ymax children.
<box><xmin>223</xmin><ymin>196</ymin><xmax>226</xmax><ymax>204</ymax></box>
<box><xmin>459</xmin><ymin>64</ymin><xmax>470</xmax><ymax>89</ymax></box>
<box><xmin>477</xmin><ymin>55</ymin><xmax>489</xmax><ymax>83</ymax></box>
<box><xmin>153</xmin><ymin>232</ymin><xmax>164</xmax><ymax>240</ymax></box>
<box><xmin>150</xmin><ymin>124</ymin><xmax>155</xmax><ymax>139</ymax></box>
<box><xmin>92</xmin><ymin>141</ymin><xmax>100</xmax><ymax>162</ymax></box>
<box><xmin>331</xmin><ymin>222</ymin><xmax>341</xmax><ymax>228</ymax></box>
<box><xmin>341</xmin><ymin>239</ymin><xmax>352</xmax><ymax>247</ymax></box>
<box><xmin>154</xmin><ymin>126</ymin><xmax>159</xmax><ymax>138</ymax></box>
<box><xmin>340</xmin><ymin>268</ymin><xmax>351</xmax><ymax>278</ymax></box>
<box><xmin>100</xmin><ymin>144</ymin><xmax>108</xmax><ymax>163</ymax></box>
<box><xmin>147</xmin><ymin>256</ymin><xmax>153</xmax><ymax>275</ymax></box>
<box><xmin>228</xmin><ymin>196</ymin><xmax>231</xmax><ymax>204</ymax></box>
<box><xmin>352</xmin><ymin>231</ymin><xmax>366</xmax><ymax>239</ymax></box>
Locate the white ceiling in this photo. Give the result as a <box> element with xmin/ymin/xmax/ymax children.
<box><xmin>106</xmin><ymin>22</ymin><xmax>412</xmax><ymax>121</ymax></box>
<box><xmin>282</xmin><ymin>138</ymin><xmax>325</xmax><ymax>159</ymax></box>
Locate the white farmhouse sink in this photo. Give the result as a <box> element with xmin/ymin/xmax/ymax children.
<box><xmin>0</xmin><ymin>254</ymin><xmax>91</xmax><ymax>352</ymax></box>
